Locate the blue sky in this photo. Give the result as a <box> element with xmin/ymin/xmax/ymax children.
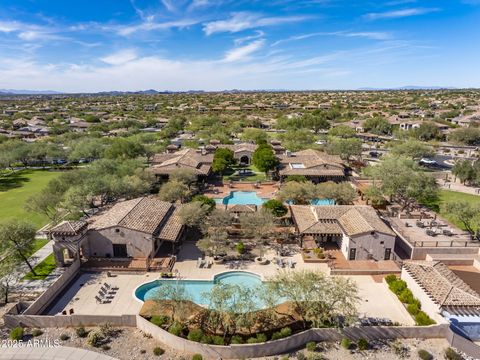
<box><xmin>0</xmin><ymin>0</ymin><xmax>479</xmax><ymax>92</ymax></box>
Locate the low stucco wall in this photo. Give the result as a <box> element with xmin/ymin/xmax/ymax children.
<box><xmin>24</xmin><ymin>259</ymin><xmax>81</xmax><ymax>315</ymax></box>
<box><xmin>401</xmin><ymin>267</ymin><xmax>447</xmax><ymax>324</ymax></box>
<box><xmin>4</xmin><ymin>314</ymin><xmax>137</xmax><ymax>329</ymax></box>
<box><xmin>136</xmin><ymin>315</ymin><xmax>448</xmax><ymax>360</ymax></box>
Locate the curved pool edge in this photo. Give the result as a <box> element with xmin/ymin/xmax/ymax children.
<box><xmin>132</xmin><ymin>270</ymin><xmax>265</xmax><ymax>304</ymax></box>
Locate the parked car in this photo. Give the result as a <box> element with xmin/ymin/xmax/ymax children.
<box><xmin>419</xmin><ymin>158</ymin><xmax>437</xmax><ymax>165</ymax></box>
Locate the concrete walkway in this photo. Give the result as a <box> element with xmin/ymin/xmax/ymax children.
<box><xmin>440</xmin><ymin>177</ymin><xmax>480</xmax><ymax>196</ymax></box>
<box><xmin>0</xmin><ymin>345</ymin><xmax>117</xmax><ymax>360</ymax></box>
<box><xmin>5</xmin><ymin>240</ymin><xmax>63</xmax><ymax>293</ymax></box>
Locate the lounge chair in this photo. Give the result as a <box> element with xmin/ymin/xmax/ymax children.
<box><xmin>197</xmin><ymin>257</ymin><xmax>203</xmax><ymax>268</ymax></box>
<box><xmin>95</xmin><ymin>296</ymin><xmax>103</xmax><ymax>303</ymax></box>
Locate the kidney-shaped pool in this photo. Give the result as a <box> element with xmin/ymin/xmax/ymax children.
<box><xmin>135</xmin><ymin>271</ymin><xmax>268</xmax><ymax>307</ymax></box>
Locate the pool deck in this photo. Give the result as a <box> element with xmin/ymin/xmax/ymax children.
<box><xmin>204</xmin><ymin>182</ymin><xmax>279</xmax><ymax>199</ymax></box>
<box><xmin>43</xmin><ymin>242</ymin><xmax>413</xmax><ymax>325</ymax></box>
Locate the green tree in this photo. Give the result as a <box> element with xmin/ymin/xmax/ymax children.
<box><xmin>328</xmin><ymin>125</ymin><xmax>356</xmax><ymax>138</ymax></box>
<box><xmin>452</xmin><ymin>160</ymin><xmax>476</xmax><ymax>185</ymax></box>
<box><xmin>449</xmin><ymin>127</ymin><xmax>480</xmax><ymax>146</ymax></box>
<box><xmin>252</xmin><ymin>144</ymin><xmax>279</xmax><ymax>175</ymax></box>
<box><xmin>212</xmin><ymin>148</ymin><xmax>236</xmax><ymax>174</ymax></box>
<box><xmin>277</xmin><ymin>181</ymin><xmax>317</xmax><ymax>204</ymax></box>
<box><xmin>316</xmin><ymin>182</ymin><xmax>356</xmax><ymax>205</ymax></box>
<box><xmin>262</xmin><ymin>199</ymin><xmax>288</xmax><ymax>217</ymax></box>
<box><xmin>241</xmin><ymin>128</ymin><xmax>268</xmax><ymax>144</ymax></box>
<box><xmin>239</xmin><ymin>210</ymin><xmax>275</xmax><ymax>258</ymax></box>
<box><xmin>444</xmin><ymin>201</ymin><xmax>480</xmax><ymax>236</ymax></box>
<box><xmin>0</xmin><ymin>257</ymin><xmax>20</xmax><ymax>304</ymax></box>
<box><xmin>0</xmin><ymin>220</ymin><xmax>38</xmax><ymax>275</ymax></box>
<box><xmin>158</xmin><ymin>180</ymin><xmax>191</xmax><ymax>203</ymax></box>
<box><xmin>327</xmin><ymin>138</ymin><xmax>362</xmax><ymax>161</ymax></box>
<box><xmin>197</xmin><ymin>209</ymin><xmax>232</xmax><ymax>256</ymax></box>
<box><xmin>364</xmin><ymin>156</ymin><xmax>438</xmax><ymax>212</ymax></box>
<box><xmin>178</xmin><ymin>201</ymin><xmax>210</xmax><ymax>228</ymax></box>
<box><xmin>266</xmin><ymin>270</ymin><xmax>359</xmax><ymax>329</ymax></box>
<box><xmin>152</xmin><ymin>282</ymin><xmax>192</xmax><ymax>322</ymax></box>
<box><xmin>191</xmin><ymin>195</ymin><xmax>216</xmax><ymax>212</ymax></box>
<box><xmin>104</xmin><ymin>138</ymin><xmax>145</xmax><ymax>159</ymax></box>
<box><xmin>412</xmin><ymin>122</ymin><xmax>440</xmax><ymax>141</ymax></box>
<box><xmin>390</xmin><ymin>140</ymin><xmax>434</xmax><ymax>160</ymax></box>
<box><xmin>169</xmin><ymin>168</ymin><xmax>197</xmax><ymax>189</ymax></box>
<box><xmin>303</xmin><ymin>112</ymin><xmax>330</xmax><ymax>134</ymax></box>
<box><xmin>364</xmin><ymin>117</ymin><xmax>392</xmax><ymax>135</ymax></box>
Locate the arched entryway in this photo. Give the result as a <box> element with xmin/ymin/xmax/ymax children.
<box><xmin>240</xmin><ymin>155</ymin><xmax>250</xmax><ymax>165</ymax></box>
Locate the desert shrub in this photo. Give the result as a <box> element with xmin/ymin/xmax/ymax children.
<box><xmin>256</xmin><ymin>333</ymin><xmax>268</xmax><ymax>343</ymax></box>
<box><xmin>444</xmin><ymin>347</ymin><xmax>462</xmax><ymax>360</ymax></box>
<box><xmin>211</xmin><ymin>335</ymin><xmax>224</xmax><ymax>345</ymax></box>
<box><xmin>200</xmin><ymin>335</ymin><xmax>213</xmax><ymax>344</ymax></box>
<box><xmin>306</xmin><ymin>341</ymin><xmax>317</xmax><ymax>352</ymax></box>
<box><xmin>192</xmin><ymin>354</ymin><xmax>203</xmax><ymax>360</ymax></box>
<box><xmin>384</xmin><ymin>274</ymin><xmax>397</xmax><ymax>284</ymax></box>
<box><xmin>271</xmin><ymin>331</ymin><xmax>283</xmax><ymax>341</ymax></box>
<box><xmin>100</xmin><ymin>323</ymin><xmax>115</xmax><ymax>338</ymax></box>
<box><xmin>153</xmin><ymin>347</ymin><xmax>165</xmax><ymax>356</ymax></box>
<box><xmin>313</xmin><ymin>247</ymin><xmax>325</xmax><ymax>259</ymax></box>
<box><xmin>407</xmin><ymin>303</ymin><xmax>420</xmax><ymax>316</ymax></box>
<box><xmin>280</xmin><ymin>327</ymin><xmax>292</xmax><ymax>337</ymax></box>
<box><xmin>296</xmin><ymin>353</ymin><xmax>306</xmax><ymax>360</ymax></box>
<box><xmin>101</xmin><ymin>345</ymin><xmax>111</xmax><ymax>351</ymax></box>
<box><xmin>187</xmin><ymin>329</ymin><xmax>204</xmax><ymax>342</ymax></box>
<box><xmin>389</xmin><ymin>279</ymin><xmax>407</xmax><ymax>295</ymax></box>
<box><xmin>32</xmin><ymin>329</ymin><xmax>43</xmax><ymax>337</ymax></box>
<box><xmin>415</xmin><ymin>311</ymin><xmax>435</xmax><ymax>326</ymax></box>
<box><xmin>341</xmin><ymin>338</ymin><xmax>352</xmax><ymax>349</ymax></box>
<box><xmin>236</xmin><ymin>242</ymin><xmax>246</xmax><ymax>254</ymax></box>
<box><xmin>59</xmin><ymin>333</ymin><xmax>70</xmax><ymax>341</ymax></box>
<box><xmin>307</xmin><ymin>354</ymin><xmax>324</xmax><ymax>360</ymax></box>
<box><xmin>231</xmin><ymin>335</ymin><xmax>244</xmax><ymax>344</ymax></box>
<box><xmin>398</xmin><ymin>288</ymin><xmax>414</xmax><ymax>304</ymax></box>
<box><xmin>417</xmin><ymin>349</ymin><xmax>432</xmax><ymax>360</ymax></box>
<box><xmin>87</xmin><ymin>330</ymin><xmax>103</xmax><ymax>347</ymax></box>
<box><xmin>168</xmin><ymin>321</ymin><xmax>184</xmax><ymax>336</ymax></box>
<box><xmin>150</xmin><ymin>315</ymin><xmax>169</xmax><ymax>327</ymax></box>
<box><xmin>140</xmin><ymin>349</ymin><xmax>146</xmax><ymax>354</ymax></box>
<box><xmin>9</xmin><ymin>327</ymin><xmax>24</xmax><ymax>340</ymax></box>
<box><xmin>357</xmin><ymin>338</ymin><xmax>369</xmax><ymax>351</ymax></box>
<box><xmin>76</xmin><ymin>326</ymin><xmax>88</xmax><ymax>338</ymax></box>
<box><xmin>246</xmin><ymin>333</ymin><xmax>267</xmax><ymax>344</ymax></box>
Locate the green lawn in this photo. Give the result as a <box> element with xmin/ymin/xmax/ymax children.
<box><xmin>22</xmin><ymin>253</ymin><xmax>56</xmax><ymax>281</ymax></box>
<box><xmin>223</xmin><ymin>165</ymin><xmax>268</xmax><ymax>182</ymax></box>
<box><xmin>422</xmin><ymin>190</ymin><xmax>480</xmax><ymax>231</ymax></box>
<box><xmin>0</xmin><ymin>170</ymin><xmax>62</xmax><ymax>229</ymax></box>
<box><xmin>25</xmin><ymin>238</ymin><xmax>50</xmax><ymax>258</ymax></box>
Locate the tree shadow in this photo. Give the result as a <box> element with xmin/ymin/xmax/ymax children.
<box><xmin>0</xmin><ymin>171</ymin><xmax>32</xmax><ymax>192</ymax></box>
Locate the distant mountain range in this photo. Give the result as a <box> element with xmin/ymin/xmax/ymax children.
<box><xmin>357</xmin><ymin>86</ymin><xmax>457</xmax><ymax>91</ymax></box>
<box><xmin>0</xmin><ymin>89</ymin><xmax>61</xmax><ymax>95</ymax></box>
<box><xmin>0</xmin><ymin>86</ymin><xmax>462</xmax><ymax>95</ymax></box>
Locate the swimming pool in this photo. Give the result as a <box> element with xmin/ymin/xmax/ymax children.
<box><xmin>214</xmin><ymin>191</ymin><xmax>268</xmax><ymax>205</ymax></box>
<box><xmin>311</xmin><ymin>198</ymin><xmax>335</xmax><ymax>205</ymax></box>
<box><xmin>135</xmin><ymin>271</ymin><xmax>266</xmax><ymax>307</ymax></box>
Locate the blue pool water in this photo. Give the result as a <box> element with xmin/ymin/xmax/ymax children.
<box><xmin>311</xmin><ymin>198</ymin><xmax>335</xmax><ymax>205</ymax></box>
<box><xmin>214</xmin><ymin>191</ymin><xmax>267</xmax><ymax>205</ymax></box>
<box><xmin>135</xmin><ymin>271</ymin><xmax>266</xmax><ymax>307</ymax></box>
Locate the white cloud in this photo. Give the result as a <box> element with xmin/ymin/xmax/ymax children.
<box><xmin>100</xmin><ymin>49</ymin><xmax>138</xmax><ymax>65</ymax></box>
<box><xmin>0</xmin><ymin>21</ymin><xmax>21</xmax><ymax>33</ymax></box>
<box><xmin>203</xmin><ymin>12</ymin><xmax>307</xmax><ymax>35</ymax></box>
<box><xmin>364</xmin><ymin>8</ymin><xmax>439</xmax><ymax>20</ymax></box>
<box><xmin>161</xmin><ymin>0</ymin><xmax>177</xmax><ymax>12</ymax></box>
<box><xmin>272</xmin><ymin>31</ymin><xmax>391</xmax><ymax>46</ymax></box>
<box><xmin>223</xmin><ymin>39</ymin><xmax>265</xmax><ymax>62</ymax></box>
<box><xmin>116</xmin><ymin>18</ymin><xmax>199</xmax><ymax>36</ymax></box>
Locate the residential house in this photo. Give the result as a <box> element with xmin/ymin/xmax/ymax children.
<box><xmin>49</xmin><ymin>197</ymin><xmax>185</xmax><ymax>270</ymax></box>
<box><xmin>290</xmin><ymin>205</ymin><xmax>396</xmax><ymax>261</ymax></box>
<box><xmin>277</xmin><ymin>149</ymin><xmax>346</xmax><ymax>183</ymax></box>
